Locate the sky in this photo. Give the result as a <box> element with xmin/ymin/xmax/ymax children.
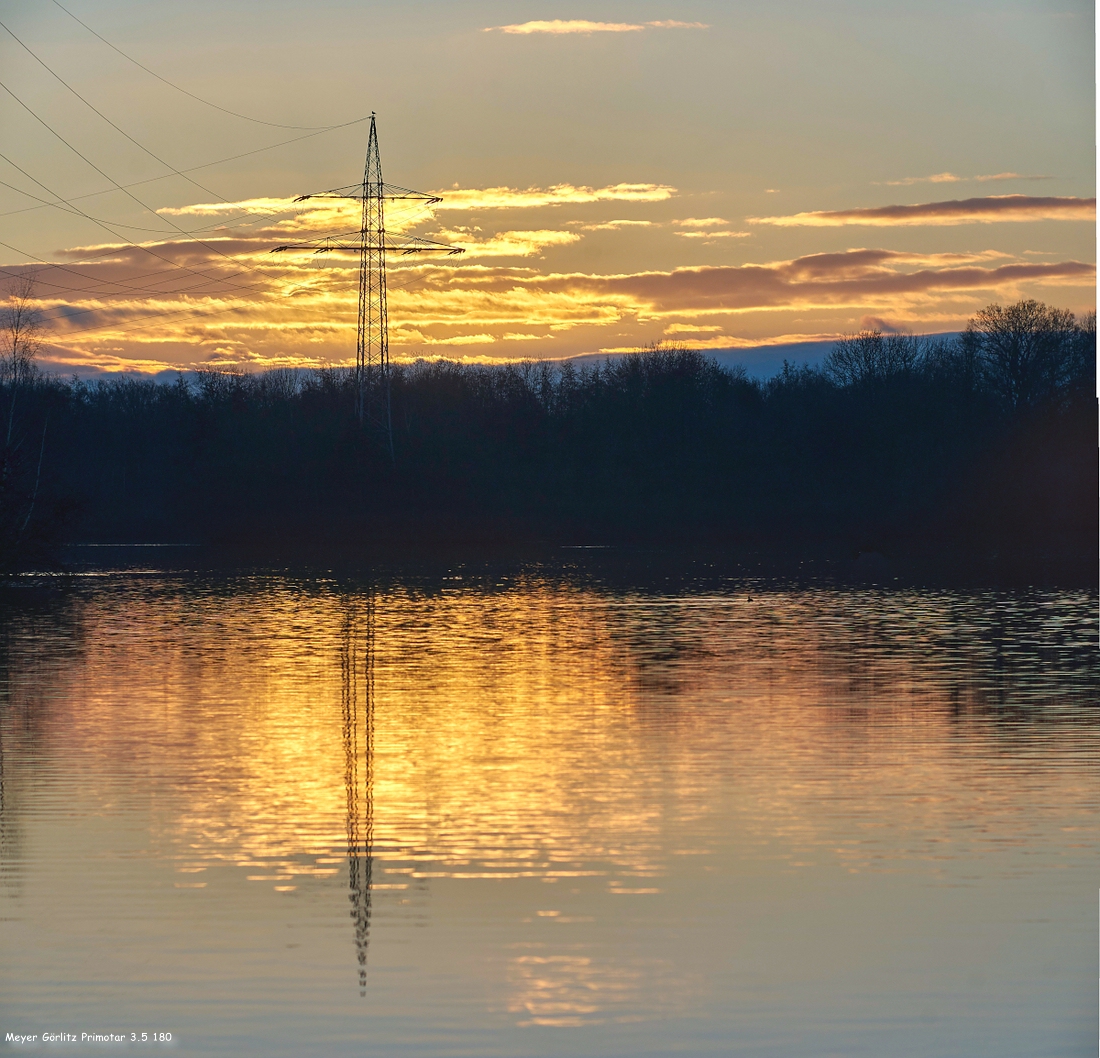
<box><xmin>0</xmin><ymin>0</ymin><xmax>1094</xmax><ymax>375</ymax></box>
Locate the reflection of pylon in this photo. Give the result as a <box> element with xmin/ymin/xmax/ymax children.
<box><xmin>341</xmin><ymin>593</ymin><xmax>375</xmax><ymax>996</ymax></box>
<box><xmin>273</xmin><ymin>114</ymin><xmax>464</xmax><ymax>457</ymax></box>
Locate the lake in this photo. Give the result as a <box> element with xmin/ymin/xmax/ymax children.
<box><xmin>0</xmin><ymin>567</ymin><xmax>1095</xmax><ymax>1056</ymax></box>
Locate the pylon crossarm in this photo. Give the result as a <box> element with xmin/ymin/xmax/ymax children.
<box><xmin>295</xmin><ymin>185</ymin><xmax>442</xmax><ymax>204</ymax></box>
<box><xmin>382</xmin><ymin>183</ymin><xmax>444</xmax><ymax>202</ymax></box>
<box><xmin>389</xmin><ymin>234</ymin><xmax>464</xmax><ymax>254</ymax></box>
<box><xmin>271</xmin><ymin>240</ymin><xmax>464</xmax><ymax>255</ymax></box>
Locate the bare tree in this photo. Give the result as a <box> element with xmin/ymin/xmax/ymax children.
<box><xmin>0</xmin><ymin>276</ymin><xmax>48</xmax><ymax>572</ymax></box>
<box><xmin>824</xmin><ymin>330</ymin><xmax>921</xmax><ymax>387</ymax></box>
<box><xmin>964</xmin><ymin>300</ymin><xmax>1077</xmax><ymax>409</ymax></box>
<box><xmin>1</xmin><ymin>275</ymin><xmax>42</xmax><ymax>447</ymax></box>
<box><xmin>1066</xmin><ymin>310</ymin><xmax>1097</xmax><ymax>395</ymax></box>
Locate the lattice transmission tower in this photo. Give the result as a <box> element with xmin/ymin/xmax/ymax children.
<box><xmin>274</xmin><ymin>114</ymin><xmax>463</xmax><ymax>454</ymax></box>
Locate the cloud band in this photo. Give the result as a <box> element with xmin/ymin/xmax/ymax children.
<box><xmin>749</xmin><ymin>195</ymin><xmax>1095</xmax><ymax>227</ymax></box>
<box><xmin>486</xmin><ymin>20</ymin><xmax>708</xmax><ymax>34</ymax></box>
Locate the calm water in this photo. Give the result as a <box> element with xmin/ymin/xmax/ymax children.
<box><xmin>0</xmin><ymin>571</ymin><xmax>1096</xmax><ymax>1057</ymax></box>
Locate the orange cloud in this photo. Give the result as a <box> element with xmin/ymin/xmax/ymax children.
<box><xmin>20</xmin><ymin>232</ymin><xmax>1094</xmax><ymax>373</ymax></box>
<box><xmin>674</xmin><ymin>231</ymin><xmax>751</xmax><ymax>240</ymax></box>
<box><xmin>541</xmin><ymin>251</ymin><xmax>1093</xmax><ymax>316</ymax></box>
<box><xmin>749</xmin><ymin>195</ymin><xmax>1095</xmax><ymax>227</ymax></box>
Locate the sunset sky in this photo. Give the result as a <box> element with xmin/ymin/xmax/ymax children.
<box><xmin>0</xmin><ymin>0</ymin><xmax>1094</xmax><ymax>374</ymax></box>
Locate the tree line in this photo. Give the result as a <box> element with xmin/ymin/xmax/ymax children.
<box><xmin>1</xmin><ymin>293</ymin><xmax>1095</xmax><ymax>578</ymax></box>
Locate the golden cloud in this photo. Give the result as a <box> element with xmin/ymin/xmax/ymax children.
<box><xmin>156</xmin><ymin>195</ymin><xmax>433</xmax><ymax>236</ymax></box>
<box><xmin>157</xmin><ymin>198</ymin><xmax>302</xmax><ymax>218</ymax></box>
<box><xmin>674</xmin><ymin>217</ymin><xmax>729</xmax><ymax>228</ymax></box>
<box><xmin>22</xmin><ymin>238</ymin><xmax>1095</xmax><ymax>373</ymax></box>
<box><xmin>486</xmin><ymin>19</ymin><xmax>708</xmax><ymax>34</ymax></box>
<box><xmin>133</xmin><ymin>186</ymin><xmax>675</xmax><ymax>271</ymax></box>
<box><xmin>884</xmin><ymin>173</ymin><xmax>962</xmax><ymax>186</ymax></box>
<box><xmin>432</xmin><ymin>229</ymin><xmax>582</xmax><ymax>258</ymax></box>
<box><xmin>572</xmin><ymin>219</ymin><xmax>655</xmax><ymax>231</ymax></box>
<box><xmin>433</xmin><ymin>183</ymin><xmax>676</xmax><ymax>211</ymax></box>
<box><xmin>749</xmin><ymin>195</ymin><xmax>1095</xmax><ymax>227</ymax></box>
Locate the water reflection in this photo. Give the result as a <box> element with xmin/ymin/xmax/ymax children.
<box><xmin>0</xmin><ymin>576</ymin><xmax>1094</xmax><ymax>1056</ymax></box>
<box><xmin>341</xmin><ymin>595</ymin><xmax>375</xmax><ymax>995</ymax></box>
<box><xmin>0</xmin><ymin>709</ymin><xmax>11</xmax><ymax>895</ymax></box>
<box><xmin>0</xmin><ymin>591</ymin><xmax>84</xmax><ymax>896</ymax></box>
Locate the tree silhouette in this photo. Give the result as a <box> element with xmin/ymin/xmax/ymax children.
<box><xmin>0</xmin><ymin>277</ymin><xmax>49</xmax><ymax>573</ymax></box>
<box><xmin>0</xmin><ymin>298</ymin><xmax>1094</xmax><ymax>579</ymax></box>
<box><xmin>964</xmin><ymin>300</ymin><xmax>1080</xmax><ymax>409</ymax></box>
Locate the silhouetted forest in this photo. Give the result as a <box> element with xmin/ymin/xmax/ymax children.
<box><xmin>1</xmin><ymin>298</ymin><xmax>1096</xmax><ymax>580</ymax></box>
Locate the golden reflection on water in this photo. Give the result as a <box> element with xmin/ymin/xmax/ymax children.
<box><xmin>342</xmin><ymin>596</ymin><xmax>374</xmax><ymax>995</ymax></box>
<box><xmin>0</xmin><ymin>577</ymin><xmax>1095</xmax><ymax>1038</ymax></box>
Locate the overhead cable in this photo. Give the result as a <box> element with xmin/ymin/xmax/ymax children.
<box><xmin>0</xmin><ymin>174</ymin><xmax>297</xmax><ymax>236</ymax></box>
<box><xmin>48</xmin><ymin>0</ymin><xmax>361</xmax><ymax>131</ymax></box>
<box><xmin>0</xmin><ymin>19</ymin><xmax>310</xmax><ymax>233</ymax></box>
<box><xmin>0</xmin><ymin>118</ymin><xmax>373</xmax><ymax>223</ymax></box>
<box><xmin>0</xmin><ymin>144</ymin><xmax>261</xmax><ymax>294</ymax></box>
<box><xmin>0</xmin><ymin>77</ymin><xmax>299</xmax><ymax>288</ymax></box>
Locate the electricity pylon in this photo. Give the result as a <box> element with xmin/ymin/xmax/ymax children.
<box><xmin>273</xmin><ymin>114</ymin><xmax>463</xmax><ymax>456</ymax></box>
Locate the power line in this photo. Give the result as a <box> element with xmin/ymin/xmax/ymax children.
<box><xmin>41</xmin><ymin>277</ymin><xmax>344</xmax><ymax>344</ymax></box>
<box><xmin>0</xmin><ymin>153</ymin><xmax>238</xmax><ymax>294</ymax></box>
<box><xmin>0</xmin><ymin>156</ymin><xmax>400</xmax><ymax>315</ymax></box>
<box><xmin>0</xmin><ymin>117</ymin><xmax>372</xmax><ymax>223</ymax></box>
<box><xmin>24</xmin><ymin>250</ymin><xmax>439</xmax><ymax>344</ymax></box>
<box><xmin>0</xmin><ymin>171</ymin><xmax>368</xmax><ymax>331</ymax></box>
<box><xmin>2</xmin><ymin>178</ymin><xmax>442</xmax><ymax>318</ymax></box>
<box><xmin>24</xmin><ymin>261</ymin><xmax>309</xmax><ymax>337</ymax></box>
<box><xmin>1</xmin><ymin>226</ymin><xmax>275</xmax><ymax>290</ymax></box>
<box><xmin>0</xmin><ymin>57</ymin><xmax>452</xmax><ymax>365</ymax></box>
<box><xmin>0</xmin><ymin>217</ymin><xmax>353</xmax><ymax>304</ymax></box>
<box><xmin>0</xmin><ymin>78</ymin><xmax>316</xmax><ymax>300</ymax></box>
<box><xmin>0</xmin><ymin>173</ymin><xmax>302</xmax><ymax>236</ymax></box>
<box><xmin>1</xmin><ymin>166</ymin><xmax>450</xmax><ymax>329</ymax></box>
<box><xmin>0</xmin><ymin>145</ymin><xmax>264</xmax><ymax>295</ymax></box>
<box><xmin>48</xmin><ymin>0</ymin><xmax>361</xmax><ymax>131</ymax></box>
<box><xmin>0</xmin><ymin>242</ymin><xmax>215</xmax><ymax>300</ymax></box>
<box><xmin>0</xmin><ymin>22</ymin><xmax>317</xmax><ymax>236</ymax></box>
<box><xmin>0</xmin><ymin>247</ymin><xmax>275</xmax><ymax>313</ymax></box>
<box><xmin>0</xmin><ymin>207</ymin><xmax>353</xmax><ymax>329</ymax></box>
